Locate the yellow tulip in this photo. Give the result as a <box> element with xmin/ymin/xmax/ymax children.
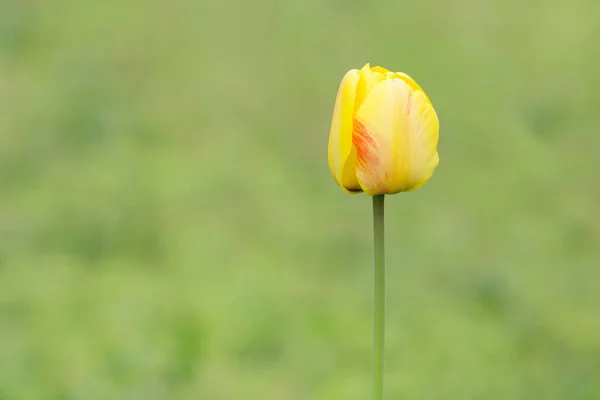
<box><xmin>328</xmin><ymin>64</ymin><xmax>439</xmax><ymax>195</ymax></box>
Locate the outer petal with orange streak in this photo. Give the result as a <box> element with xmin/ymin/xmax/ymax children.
<box><xmin>353</xmin><ymin>78</ymin><xmax>439</xmax><ymax>195</ymax></box>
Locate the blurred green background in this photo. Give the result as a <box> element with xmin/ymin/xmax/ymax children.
<box><xmin>1</xmin><ymin>0</ymin><xmax>600</xmax><ymax>398</ymax></box>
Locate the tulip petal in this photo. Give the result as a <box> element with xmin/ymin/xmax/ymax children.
<box><xmin>353</xmin><ymin>78</ymin><xmax>439</xmax><ymax>195</ymax></box>
<box><xmin>370</xmin><ymin>66</ymin><xmax>390</xmax><ymax>74</ymax></box>
<box><xmin>355</xmin><ymin>64</ymin><xmax>386</xmax><ymax>112</ymax></box>
<box><xmin>328</xmin><ymin>69</ymin><xmax>362</xmax><ymax>192</ymax></box>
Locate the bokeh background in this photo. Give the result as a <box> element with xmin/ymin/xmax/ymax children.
<box><xmin>1</xmin><ymin>0</ymin><xmax>600</xmax><ymax>398</ymax></box>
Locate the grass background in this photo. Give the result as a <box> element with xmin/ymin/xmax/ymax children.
<box><xmin>1</xmin><ymin>0</ymin><xmax>600</xmax><ymax>398</ymax></box>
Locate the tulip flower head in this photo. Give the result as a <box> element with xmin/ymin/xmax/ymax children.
<box><xmin>328</xmin><ymin>64</ymin><xmax>439</xmax><ymax>195</ymax></box>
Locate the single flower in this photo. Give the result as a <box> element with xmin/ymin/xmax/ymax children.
<box><xmin>328</xmin><ymin>64</ymin><xmax>439</xmax><ymax>195</ymax></box>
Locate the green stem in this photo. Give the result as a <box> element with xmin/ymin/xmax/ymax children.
<box><xmin>372</xmin><ymin>194</ymin><xmax>386</xmax><ymax>400</ymax></box>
